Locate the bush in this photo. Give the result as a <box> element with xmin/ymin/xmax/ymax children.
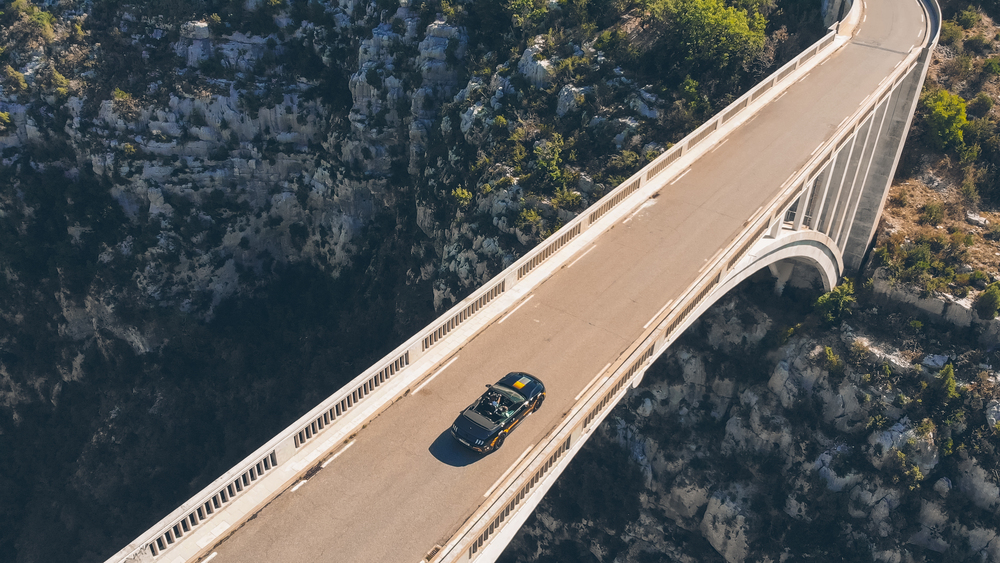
<box><xmin>517</xmin><ymin>207</ymin><xmax>542</xmax><ymax>229</ymax></box>
<box><xmin>451</xmin><ymin>187</ymin><xmax>472</xmax><ymax>207</ymax></box>
<box><xmin>3</xmin><ymin>65</ymin><xmax>28</xmax><ymax>92</ymax></box>
<box><xmin>815</xmin><ymin>279</ymin><xmax>855</xmax><ymax>324</ymax></box>
<box><xmin>968</xmin><ymin>92</ymin><xmax>994</xmax><ymax>117</ymax></box>
<box><xmin>984</xmin><ymin>57</ymin><xmax>1000</xmax><ymax>75</ymax></box>
<box><xmin>824</xmin><ymin>346</ymin><xmax>846</xmax><ymax>377</ymax></box>
<box><xmin>957</xmin><ymin>6</ymin><xmax>981</xmax><ymax>29</ymax></box>
<box><xmin>964</xmin><ymin>33</ymin><xmax>991</xmax><ymax>53</ymax></box>
<box><xmin>923</xmin><ymin>90</ymin><xmax>967</xmax><ymax>151</ymax></box>
<box><xmin>0</xmin><ymin>111</ymin><xmax>10</xmax><ymax>133</ymax></box>
<box><xmin>976</xmin><ymin>281</ymin><xmax>1000</xmax><ymax>318</ymax></box>
<box><xmin>940</xmin><ymin>20</ymin><xmax>964</xmax><ymax>45</ymax></box>
<box><xmin>552</xmin><ymin>187</ymin><xmax>582</xmax><ymax>210</ymax></box>
<box><xmin>919</xmin><ymin>202</ymin><xmax>945</xmax><ymax>225</ymax></box>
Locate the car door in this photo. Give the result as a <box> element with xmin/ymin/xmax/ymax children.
<box><xmin>504</xmin><ymin>403</ymin><xmax>529</xmax><ymax>434</ymax></box>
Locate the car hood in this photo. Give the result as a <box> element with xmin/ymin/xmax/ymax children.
<box><xmin>454</xmin><ymin>410</ymin><xmax>499</xmax><ymax>440</ymax></box>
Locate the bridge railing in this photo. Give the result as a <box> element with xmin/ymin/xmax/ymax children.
<box><xmin>109</xmin><ymin>8</ymin><xmax>862</xmax><ymax>563</ymax></box>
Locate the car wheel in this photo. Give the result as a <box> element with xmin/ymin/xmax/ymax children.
<box><xmin>533</xmin><ymin>394</ymin><xmax>545</xmax><ymax>412</ymax></box>
<box><xmin>492</xmin><ymin>433</ymin><xmax>505</xmax><ymax>452</ymax></box>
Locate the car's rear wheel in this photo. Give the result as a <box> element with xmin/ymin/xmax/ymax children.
<box><xmin>492</xmin><ymin>433</ymin><xmax>505</xmax><ymax>452</ymax></box>
<box><xmin>533</xmin><ymin>394</ymin><xmax>545</xmax><ymax>412</ymax></box>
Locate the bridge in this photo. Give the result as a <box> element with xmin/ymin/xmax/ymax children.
<box><xmin>108</xmin><ymin>0</ymin><xmax>940</xmax><ymax>560</ymax></box>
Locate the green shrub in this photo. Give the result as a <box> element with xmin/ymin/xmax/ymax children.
<box><xmin>815</xmin><ymin>279</ymin><xmax>855</xmax><ymax>324</ymax></box>
<box><xmin>824</xmin><ymin>346</ymin><xmax>845</xmax><ymax>376</ymax></box>
<box><xmin>940</xmin><ymin>20</ymin><xmax>964</xmax><ymax>45</ymax></box>
<box><xmin>517</xmin><ymin>207</ymin><xmax>542</xmax><ymax>229</ymax></box>
<box><xmin>0</xmin><ymin>111</ymin><xmax>10</xmax><ymax>133</ymax></box>
<box><xmin>968</xmin><ymin>92</ymin><xmax>994</xmax><ymax>117</ymax></box>
<box><xmin>964</xmin><ymin>33</ymin><xmax>991</xmax><ymax>53</ymax></box>
<box><xmin>451</xmin><ymin>187</ymin><xmax>472</xmax><ymax>207</ymax></box>
<box><xmin>552</xmin><ymin>187</ymin><xmax>582</xmax><ymax>209</ymax></box>
<box><xmin>919</xmin><ymin>202</ymin><xmax>945</xmax><ymax>225</ymax></box>
<box><xmin>984</xmin><ymin>57</ymin><xmax>1000</xmax><ymax>75</ymax></box>
<box><xmin>976</xmin><ymin>281</ymin><xmax>1000</xmax><ymax>318</ymax></box>
<box><xmin>3</xmin><ymin>65</ymin><xmax>27</xmax><ymax>92</ymax></box>
<box><xmin>957</xmin><ymin>6</ymin><xmax>981</xmax><ymax>29</ymax></box>
<box><xmin>923</xmin><ymin>90</ymin><xmax>967</xmax><ymax>151</ymax></box>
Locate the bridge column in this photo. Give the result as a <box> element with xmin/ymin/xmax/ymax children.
<box><xmin>831</xmin><ymin>112</ymin><xmax>877</xmax><ymax>244</ymax></box>
<box><xmin>793</xmin><ymin>172</ymin><xmax>820</xmax><ymax>230</ymax></box>
<box><xmin>836</xmin><ymin>91</ymin><xmax>894</xmax><ymax>249</ymax></box>
<box><xmin>841</xmin><ymin>48</ymin><xmax>933</xmax><ymax>271</ymax></box>
<box><xmin>816</xmin><ymin>134</ymin><xmax>855</xmax><ymax>236</ymax></box>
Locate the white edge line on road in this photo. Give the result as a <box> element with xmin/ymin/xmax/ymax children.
<box><xmin>894</xmin><ymin>60</ymin><xmax>902</xmax><ymax>69</ymax></box>
<box><xmin>863</xmin><ymin>14</ymin><xmax>866</xmax><ymax>22</ymax></box>
<box><xmin>575</xmin><ymin>363</ymin><xmax>613</xmax><ymax>401</ymax></box>
<box><xmin>669</xmin><ymin>168</ymin><xmax>692</xmax><ymax>185</ymax></box>
<box><xmin>567</xmin><ymin>245</ymin><xmax>597</xmax><ymax>268</ymax></box>
<box><xmin>498</xmin><ymin>295</ymin><xmax>534</xmax><ymax>324</ymax></box>
<box><xmin>921</xmin><ymin>12</ymin><xmax>924</xmax><ymax>22</ymax></box>
<box><xmin>203</xmin><ymin>554</ymin><xmax>218</xmax><ymax>563</ymax></box>
<box><xmin>810</xmin><ymin>142</ymin><xmax>824</xmax><ymax>156</ymax></box>
<box><xmin>918</xmin><ymin>28</ymin><xmax>923</xmax><ymax>37</ymax></box>
<box><xmin>710</xmin><ymin>138</ymin><xmax>729</xmax><ymax>153</ymax></box>
<box><xmin>291</xmin><ymin>480</ymin><xmax>308</xmax><ymax>492</ymax></box>
<box><xmin>321</xmin><ymin>440</ymin><xmax>356</xmax><ymax>468</ymax></box>
<box><xmin>484</xmin><ymin>444</ymin><xmax>536</xmax><ymax>498</ymax></box>
<box><xmin>796</xmin><ymin>72</ymin><xmax>811</xmax><ymax>83</ymax></box>
<box><xmin>644</xmin><ymin>300</ymin><xmax>674</xmax><ymax>329</ymax></box>
<box><xmin>780</xmin><ymin>170</ymin><xmax>798</xmax><ymax>189</ymax></box>
<box><xmin>837</xmin><ymin>115</ymin><xmax>850</xmax><ymax>129</ymax></box>
<box><xmin>413</xmin><ymin>356</ymin><xmax>461</xmax><ymax>394</ymax></box>
<box><xmin>773</xmin><ymin>90</ymin><xmax>788</xmax><ymax>102</ymax></box>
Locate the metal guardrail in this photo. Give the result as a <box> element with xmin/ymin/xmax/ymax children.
<box><xmin>109</xmin><ymin>8</ymin><xmax>869</xmax><ymax>562</ymax></box>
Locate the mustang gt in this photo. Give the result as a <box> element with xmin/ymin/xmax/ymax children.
<box><xmin>450</xmin><ymin>372</ymin><xmax>545</xmax><ymax>453</ymax></box>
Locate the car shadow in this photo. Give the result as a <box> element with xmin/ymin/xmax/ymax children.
<box><xmin>429</xmin><ymin>430</ymin><xmax>483</xmax><ymax>467</ymax></box>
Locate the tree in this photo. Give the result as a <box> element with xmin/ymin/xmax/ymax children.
<box><xmin>814</xmin><ymin>279</ymin><xmax>855</xmax><ymax>324</ymax></box>
<box><xmin>923</xmin><ymin>89</ymin><xmax>967</xmax><ymax>151</ymax></box>
<box><xmin>936</xmin><ymin>364</ymin><xmax>960</xmax><ymax>401</ymax></box>
<box><xmin>648</xmin><ymin>0</ymin><xmax>766</xmax><ymax>82</ymax></box>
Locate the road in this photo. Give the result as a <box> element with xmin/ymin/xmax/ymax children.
<box><xmin>210</xmin><ymin>1</ymin><xmax>927</xmax><ymax>560</ymax></box>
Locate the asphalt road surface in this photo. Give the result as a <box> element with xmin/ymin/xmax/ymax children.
<box><xmin>210</xmin><ymin>1</ymin><xmax>927</xmax><ymax>561</ymax></box>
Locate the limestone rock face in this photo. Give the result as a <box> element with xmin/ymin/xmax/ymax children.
<box><xmin>956</xmin><ymin>458</ymin><xmax>1000</xmax><ymax>512</ymax></box>
<box><xmin>518</xmin><ymin>37</ymin><xmax>554</xmax><ymax>88</ymax></box>
<box><xmin>700</xmin><ymin>492</ymin><xmax>751</xmax><ymax>563</ymax></box>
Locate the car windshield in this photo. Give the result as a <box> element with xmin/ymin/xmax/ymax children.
<box><xmin>472</xmin><ymin>385</ymin><xmax>526</xmax><ymax>424</ymax></box>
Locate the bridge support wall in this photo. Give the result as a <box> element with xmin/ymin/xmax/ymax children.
<box><xmin>841</xmin><ymin>47</ymin><xmax>933</xmax><ymax>271</ymax></box>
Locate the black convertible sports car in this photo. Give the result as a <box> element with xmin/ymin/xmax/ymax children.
<box><xmin>450</xmin><ymin>372</ymin><xmax>545</xmax><ymax>453</ymax></box>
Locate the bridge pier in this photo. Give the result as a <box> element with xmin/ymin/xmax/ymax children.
<box><xmin>841</xmin><ymin>48</ymin><xmax>933</xmax><ymax>271</ymax></box>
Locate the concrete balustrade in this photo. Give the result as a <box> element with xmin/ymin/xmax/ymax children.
<box><xmin>107</xmin><ymin>0</ymin><xmax>910</xmax><ymax>558</ymax></box>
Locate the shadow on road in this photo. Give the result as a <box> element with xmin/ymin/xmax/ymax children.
<box><xmin>429</xmin><ymin>430</ymin><xmax>483</xmax><ymax>467</ymax></box>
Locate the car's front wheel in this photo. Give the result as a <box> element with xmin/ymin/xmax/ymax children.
<box><xmin>533</xmin><ymin>394</ymin><xmax>545</xmax><ymax>412</ymax></box>
<box><xmin>491</xmin><ymin>433</ymin><xmax>505</xmax><ymax>452</ymax></box>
